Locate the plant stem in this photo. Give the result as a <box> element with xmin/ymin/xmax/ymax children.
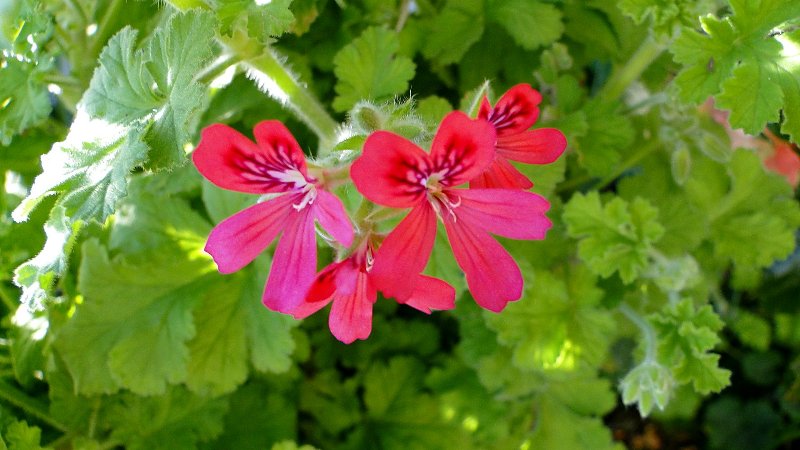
<box><xmin>0</xmin><ymin>379</ymin><xmax>69</xmax><ymax>432</ymax></box>
<box><xmin>88</xmin><ymin>0</ymin><xmax>124</xmax><ymax>58</ymax></box>
<box><xmin>599</xmin><ymin>37</ymin><xmax>667</xmax><ymax>101</ymax></box>
<box><xmin>594</xmin><ymin>138</ymin><xmax>661</xmax><ymax>190</ymax></box>
<box><xmin>0</xmin><ymin>284</ymin><xmax>18</xmax><ymax>312</ymax></box>
<box><xmin>395</xmin><ymin>0</ymin><xmax>413</xmax><ymax>32</ymax></box>
<box><xmin>194</xmin><ymin>53</ymin><xmax>239</xmax><ymax>86</ymax></box>
<box><xmin>619</xmin><ymin>303</ymin><xmax>658</xmax><ymax>363</ymax></box>
<box><xmin>222</xmin><ymin>35</ymin><xmax>339</xmax><ymax>153</ymax></box>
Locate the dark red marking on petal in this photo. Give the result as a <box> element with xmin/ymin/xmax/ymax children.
<box><xmin>429</xmin><ymin>111</ymin><xmax>496</xmax><ymax>186</ymax></box>
<box><xmin>484</xmin><ymin>84</ymin><xmax>542</xmax><ymax>136</ymax></box>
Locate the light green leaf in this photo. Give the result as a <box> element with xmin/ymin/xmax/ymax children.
<box><xmin>571</xmin><ymin>100</ymin><xmax>634</xmax><ymax>177</ymax></box>
<box><xmin>620</xmin><ymin>362</ymin><xmax>675</xmax><ymax>417</ymax></box>
<box><xmin>83</xmin><ymin>10</ymin><xmax>217</xmax><ymax>169</ymax></box>
<box><xmin>332</xmin><ymin>26</ymin><xmax>416</xmax><ymax>112</ymax></box>
<box><xmin>488</xmin><ymin>0</ymin><xmax>563</xmax><ymax>50</ymax></box>
<box><xmin>12</xmin><ymin>206</ymin><xmax>81</xmax><ymax>309</ymax></box>
<box><xmin>716</xmin><ymin>62</ymin><xmax>783</xmax><ymax>135</ymax></box>
<box><xmin>12</xmin><ymin>112</ymin><xmax>147</xmax><ymax>223</ymax></box>
<box><xmin>0</xmin><ymin>58</ymin><xmax>51</xmax><ymax>145</ymax></box>
<box><xmin>421</xmin><ymin>0</ymin><xmax>484</xmax><ymax>65</ymax></box>
<box><xmin>563</xmin><ymin>192</ymin><xmax>664</xmax><ymax>283</ymax></box>
<box><xmin>486</xmin><ymin>266</ymin><xmax>616</xmax><ymax>371</ymax></box>
<box><xmin>216</xmin><ymin>0</ymin><xmax>295</xmax><ymax>39</ymax></box>
<box><xmin>527</xmin><ymin>392</ymin><xmax>622</xmax><ymax>450</ymax></box>
<box><xmin>54</xmin><ymin>239</ymin><xmax>215</xmax><ymax>395</ymax></box>
<box><xmin>651</xmin><ymin>299</ymin><xmax>731</xmax><ymax>394</ymax></box>
<box><xmin>4</xmin><ymin>420</ymin><xmax>47</xmax><ymax>450</ymax></box>
<box><xmin>671</xmin><ymin>1</ymin><xmax>800</xmax><ymax>141</ymax></box>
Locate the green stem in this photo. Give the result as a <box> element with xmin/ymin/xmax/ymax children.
<box><xmin>594</xmin><ymin>138</ymin><xmax>661</xmax><ymax>190</ymax></box>
<box><xmin>0</xmin><ymin>379</ymin><xmax>69</xmax><ymax>432</ymax></box>
<box><xmin>0</xmin><ymin>284</ymin><xmax>19</xmax><ymax>312</ymax></box>
<box><xmin>395</xmin><ymin>0</ymin><xmax>413</xmax><ymax>32</ymax></box>
<box><xmin>194</xmin><ymin>53</ymin><xmax>239</xmax><ymax>86</ymax></box>
<box><xmin>222</xmin><ymin>36</ymin><xmax>338</xmax><ymax>153</ymax></box>
<box><xmin>619</xmin><ymin>303</ymin><xmax>658</xmax><ymax>363</ymax></box>
<box><xmin>599</xmin><ymin>37</ymin><xmax>667</xmax><ymax>101</ymax></box>
<box><xmin>88</xmin><ymin>0</ymin><xmax>125</xmax><ymax>58</ymax></box>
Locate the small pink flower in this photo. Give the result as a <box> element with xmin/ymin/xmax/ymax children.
<box><xmin>288</xmin><ymin>239</ymin><xmax>455</xmax><ymax>344</ymax></box>
<box><xmin>193</xmin><ymin>121</ymin><xmax>353</xmax><ymax>313</ymax></box>
<box><xmin>473</xmin><ymin>84</ymin><xmax>567</xmax><ymax>189</ymax></box>
<box><xmin>350</xmin><ymin>111</ymin><xmax>553</xmax><ymax>312</ymax></box>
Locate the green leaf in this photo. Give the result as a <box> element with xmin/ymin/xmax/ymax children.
<box><xmin>686</xmin><ymin>150</ymin><xmax>800</xmax><ymax>276</ymax></box>
<box><xmin>618</xmin><ymin>0</ymin><xmax>721</xmax><ymax>37</ymax></box>
<box><xmin>716</xmin><ymin>62</ymin><xmax>783</xmax><ymax>134</ymax></box>
<box><xmin>355</xmin><ymin>356</ymin><xmax>469</xmax><ymax>450</ymax></box>
<box><xmin>3</xmin><ymin>420</ymin><xmax>47</xmax><ymax>450</ymax></box>
<box><xmin>54</xmin><ymin>239</ymin><xmax>215</xmax><ymax>395</ymax></box>
<box><xmin>186</xmin><ymin>265</ymin><xmax>296</xmax><ymax>395</ymax></box>
<box><xmin>651</xmin><ymin>299</ymin><xmax>731</xmax><ymax>394</ymax></box>
<box><xmin>486</xmin><ymin>266</ymin><xmax>616</xmax><ymax>371</ymax></box>
<box><xmin>0</xmin><ymin>58</ymin><xmax>51</xmax><ymax>145</ymax></box>
<box><xmin>332</xmin><ymin>26</ymin><xmax>416</xmax><ymax>112</ymax></box>
<box><xmin>216</xmin><ymin>0</ymin><xmax>296</xmax><ymax>40</ymax></box>
<box><xmin>12</xmin><ymin>205</ymin><xmax>81</xmax><ymax>309</ymax></box>
<box><xmin>563</xmin><ymin>192</ymin><xmax>664</xmax><ymax>283</ymax></box>
<box><xmin>526</xmin><ymin>392</ymin><xmax>622</xmax><ymax>450</ymax></box>
<box><xmin>421</xmin><ymin>0</ymin><xmax>484</xmax><ymax>65</ymax></box>
<box><xmin>11</xmin><ymin>113</ymin><xmax>147</xmax><ymax>224</ymax></box>
<box><xmin>487</xmin><ymin>0</ymin><xmax>563</xmax><ymax>50</ymax></box>
<box><xmin>620</xmin><ymin>362</ymin><xmax>675</xmax><ymax>417</ymax></box>
<box><xmin>212</xmin><ymin>381</ymin><xmax>297</xmax><ymax>449</ymax></box>
<box><xmin>106</xmin><ymin>386</ymin><xmax>228</xmax><ymax>450</ymax></box>
<box><xmin>671</xmin><ymin>1</ymin><xmax>800</xmax><ymax>140</ymax></box>
<box><xmin>571</xmin><ymin>100</ymin><xmax>634</xmax><ymax>177</ymax></box>
<box><xmin>729</xmin><ymin>310</ymin><xmax>772</xmax><ymax>351</ymax></box>
<box><xmin>83</xmin><ymin>10</ymin><xmax>217</xmax><ymax>169</ymax></box>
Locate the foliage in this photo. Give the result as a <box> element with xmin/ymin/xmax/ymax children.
<box><xmin>0</xmin><ymin>0</ymin><xmax>799</xmax><ymax>449</ymax></box>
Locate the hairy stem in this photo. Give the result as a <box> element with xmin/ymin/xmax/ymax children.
<box><xmin>0</xmin><ymin>379</ymin><xmax>69</xmax><ymax>432</ymax></box>
<box><xmin>619</xmin><ymin>303</ymin><xmax>658</xmax><ymax>364</ymax></box>
<box><xmin>600</xmin><ymin>37</ymin><xmax>667</xmax><ymax>101</ymax></box>
<box><xmin>222</xmin><ymin>35</ymin><xmax>339</xmax><ymax>154</ymax></box>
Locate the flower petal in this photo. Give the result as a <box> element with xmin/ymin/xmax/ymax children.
<box><xmin>469</xmin><ymin>156</ymin><xmax>534</xmax><ymax>190</ymax></box>
<box><xmin>455</xmin><ymin>188</ymin><xmax>552</xmax><ymax>239</ymax></box>
<box><xmin>287</xmin><ymin>261</ymin><xmax>344</xmax><ymax>319</ymax></box>
<box><xmin>401</xmin><ymin>275</ymin><xmax>456</xmax><ymax>314</ymax></box>
<box><xmin>314</xmin><ymin>190</ymin><xmax>354</xmax><ymax>247</ymax></box>
<box><xmin>443</xmin><ymin>213</ymin><xmax>523</xmax><ymax>312</ymax></box>
<box><xmin>350</xmin><ymin>131</ymin><xmax>430</xmax><ymax>208</ymax></box>
<box><xmin>480</xmin><ymin>84</ymin><xmax>542</xmax><ymax>136</ymax></box>
<box><xmin>263</xmin><ymin>203</ymin><xmax>318</xmax><ymax>313</ymax></box>
<box><xmin>252</xmin><ymin>120</ymin><xmax>310</xmax><ymax>176</ymax></box>
<box><xmin>204</xmin><ymin>194</ymin><xmax>294</xmax><ymax>274</ymax></box>
<box><xmin>430</xmin><ymin>111</ymin><xmax>497</xmax><ymax>186</ymax></box>
<box><xmin>496</xmin><ymin>128</ymin><xmax>567</xmax><ymax>164</ymax></box>
<box><xmin>370</xmin><ymin>203</ymin><xmax>437</xmax><ymax>301</ymax></box>
<box><xmin>193</xmin><ymin>122</ymin><xmax>310</xmax><ymax>195</ymax></box>
<box><xmin>329</xmin><ymin>269</ymin><xmax>376</xmax><ymax>344</ymax></box>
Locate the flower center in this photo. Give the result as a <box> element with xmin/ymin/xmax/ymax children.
<box><xmin>292</xmin><ymin>184</ymin><xmax>318</xmax><ymax>211</ymax></box>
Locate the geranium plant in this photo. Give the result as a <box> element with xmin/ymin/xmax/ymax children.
<box><xmin>1</xmin><ymin>0</ymin><xmax>800</xmax><ymax>448</ymax></box>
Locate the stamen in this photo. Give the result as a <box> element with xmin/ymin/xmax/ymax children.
<box><xmin>292</xmin><ymin>185</ymin><xmax>317</xmax><ymax>211</ymax></box>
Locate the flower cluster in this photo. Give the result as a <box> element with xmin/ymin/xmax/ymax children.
<box><xmin>193</xmin><ymin>84</ymin><xmax>566</xmax><ymax>343</ymax></box>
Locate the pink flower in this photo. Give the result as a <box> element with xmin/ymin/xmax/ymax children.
<box><xmin>193</xmin><ymin>121</ymin><xmax>354</xmax><ymax>313</ymax></box>
<box><xmin>287</xmin><ymin>239</ymin><xmax>455</xmax><ymax>344</ymax></box>
<box><xmin>473</xmin><ymin>84</ymin><xmax>567</xmax><ymax>189</ymax></box>
<box><xmin>350</xmin><ymin>111</ymin><xmax>553</xmax><ymax>312</ymax></box>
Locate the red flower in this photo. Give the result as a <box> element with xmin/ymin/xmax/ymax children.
<box><xmin>473</xmin><ymin>84</ymin><xmax>567</xmax><ymax>189</ymax></box>
<box><xmin>287</xmin><ymin>238</ymin><xmax>455</xmax><ymax>344</ymax></box>
<box><xmin>350</xmin><ymin>111</ymin><xmax>552</xmax><ymax>312</ymax></box>
<box><xmin>764</xmin><ymin>129</ymin><xmax>800</xmax><ymax>188</ymax></box>
<box><xmin>193</xmin><ymin>121</ymin><xmax>354</xmax><ymax>313</ymax></box>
